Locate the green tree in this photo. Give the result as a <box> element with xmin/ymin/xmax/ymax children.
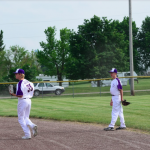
<box><xmin>7</xmin><ymin>65</ymin><xmax>39</xmax><ymax>82</ymax></box>
<box><xmin>115</xmin><ymin>17</ymin><xmax>140</xmax><ymax>73</ymax></box>
<box><xmin>0</xmin><ymin>30</ymin><xmax>5</xmax><ymax>52</ymax></box>
<box><xmin>66</xmin><ymin>16</ymin><xmax>129</xmax><ymax>83</ymax></box>
<box><xmin>6</xmin><ymin>45</ymin><xmax>28</xmax><ymax>68</ymax></box>
<box><xmin>5</xmin><ymin>46</ymin><xmax>41</xmax><ymax>82</ymax></box>
<box><xmin>0</xmin><ymin>30</ymin><xmax>7</xmax><ymax>81</ymax></box>
<box><xmin>0</xmin><ymin>51</ymin><xmax>8</xmax><ymax>81</ymax></box>
<box><xmin>37</xmin><ymin>27</ymin><xmax>72</xmax><ymax>86</ymax></box>
<box><xmin>5</xmin><ymin>45</ymin><xmax>41</xmax><ymax>70</ymax></box>
<box><xmin>137</xmin><ymin>16</ymin><xmax>150</xmax><ymax>73</ymax></box>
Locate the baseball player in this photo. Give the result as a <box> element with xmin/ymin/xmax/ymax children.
<box><xmin>104</xmin><ymin>68</ymin><xmax>126</xmax><ymax>131</ymax></box>
<box><xmin>10</xmin><ymin>69</ymin><xmax>38</xmax><ymax>139</ymax></box>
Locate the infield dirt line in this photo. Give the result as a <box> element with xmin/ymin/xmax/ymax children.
<box><xmin>1</xmin><ymin>117</ymin><xmax>150</xmax><ymax>150</ymax></box>
<box><xmin>132</xmin><ymin>141</ymin><xmax>150</xmax><ymax>147</ymax></box>
<box><xmin>92</xmin><ymin>133</ymin><xmax>142</xmax><ymax>149</ymax></box>
<box><xmin>49</xmin><ymin>140</ymin><xmax>72</xmax><ymax>150</ymax></box>
<box><xmin>37</xmin><ymin>135</ymin><xmax>72</xmax><ymax>150</ymax></box>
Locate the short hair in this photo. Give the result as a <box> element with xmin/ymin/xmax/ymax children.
<box><xmin>19</xmin><ymin>73</ymin><xmax>25</xmax><ymax>78</ymax></box>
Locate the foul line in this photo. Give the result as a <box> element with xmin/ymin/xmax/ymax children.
<box><xmin>92</xmin><ymin>133</ymin><xmax>142</xmax><ymax>149</ymax></box>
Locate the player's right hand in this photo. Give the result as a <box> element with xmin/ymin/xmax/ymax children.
<box><xmin>110</xmin><ymin>101</ymin><xmax>113</xmax><ymax>106</ymax></box>
<box><xmin>10</xmin><ymin>93</ymin><xmax>15</xmax><ymax>96</ymax></box>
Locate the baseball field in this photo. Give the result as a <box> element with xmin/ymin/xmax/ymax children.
<box><xmin>0</xmin><ymin>79</ymin><xmax>150</xmax><ymax>149</ymax></box>
<box><xmin>0</xmin><ymin>95</ymin><xmax>150</xmax><ymax>133</ymax></box>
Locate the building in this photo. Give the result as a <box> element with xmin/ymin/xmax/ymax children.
<box><xmin>91</xmin><ymin>71</ymin><xmax>138</xmax><ymax>87</ymax></box>
<box><xmin>36</xmin><ymin>74</ymin><xmax>69</xmax><ymax>87</ymax></box>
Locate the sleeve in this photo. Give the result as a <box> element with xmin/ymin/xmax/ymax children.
<box><xmin>116</xmin><ymin>78</ymin><xmax>122</xmax><ymax>90</ymax></box>
<box><xmin>16</xmin><ymin>80</ymin><xmax>23</xmax><ymax>96</ymax></box>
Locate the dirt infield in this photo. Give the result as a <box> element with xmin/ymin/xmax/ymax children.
<box><xmin>0</xmin><ymin>117</ymin><xmax>150</xmax><ymax>150</ymax></box>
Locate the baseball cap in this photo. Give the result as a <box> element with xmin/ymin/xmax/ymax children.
<box><xmin>109</xmin><ymin>68</ymin><xmax>117</xmax><ymax>73</ymax></box>
<box><xmin>13</xmin><ymin>69</ymin><xmax>25</xmax><ymax>74</ymax></box>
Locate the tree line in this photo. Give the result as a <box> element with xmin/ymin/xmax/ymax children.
<box><xmin>0</xmin><ymin>15</ymin><xmax>150</xmax><ymax>85</ymax></box>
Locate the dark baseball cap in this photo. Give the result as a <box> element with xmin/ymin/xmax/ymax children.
<box><xmin>109</xmin><ymin>68</ymin><xmax>117</xmax><ymax>73</ymax></box>
<box><xmin>13</xmin><ymin>69</ymin><xmax>25</xmax><ymax>74</ymax></box>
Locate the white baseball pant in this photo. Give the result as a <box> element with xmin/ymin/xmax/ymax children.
<box><xmin>17</xmin><ymin>98</ymin><xmax>35</xmax><ymax>137</ymax></box>
<box><xmin>109</xmin><ymin>95</ymin><xmax>126</xmax><ymax>128</ymax></box>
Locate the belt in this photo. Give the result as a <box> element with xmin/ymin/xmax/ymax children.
<box><xmin>112</xmin><ymin>95</ymin><xmax>120</xmax><ymax>96</ymax></box>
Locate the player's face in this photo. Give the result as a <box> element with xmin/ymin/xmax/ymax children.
<box><xmin>15</xmin><ymin>73</ymin><xmax>21</xmax><ymax>80</ymax></box>
<box><xmin>110</xmin><ymin>72</ymin><xmax>117</xmax><ymax>78</ymax></box>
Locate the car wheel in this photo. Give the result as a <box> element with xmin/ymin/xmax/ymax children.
<box><xmin>55</xmin><ymin>89</ymin><xmax>62</xmax><ymax>95</ymax></box>
<box><xmin>34</xmin><ymin>90</ymin><xmax>40</xmax><ymax>96</ymax></box>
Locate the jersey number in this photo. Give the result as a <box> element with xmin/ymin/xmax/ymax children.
<box><xmin>26</xmin><ymin>84</ymin><xmax>33</xmax><ymax>92</ymax></box>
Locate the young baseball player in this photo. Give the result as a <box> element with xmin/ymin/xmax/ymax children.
<box><xmin>10</xmin><ymin>69</ymin><xmax>38</xmax><ymax>139</ymax></box>
<box><xmin>104</xmin><ymin>68</ymin><xmax>126</xmax><ymax>131</ymax></box>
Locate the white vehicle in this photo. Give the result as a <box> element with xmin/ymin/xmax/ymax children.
<box><xmin>36</xmin><ymin>74</ymin><xmax>69</xmax><ymax>87</ymax></box>
<box><xmin>33</xmin><ymin>82</ymin><xmax>65</xmax><ymax>96</ymax></box>
<box><xmin>91</xmin><ymin>71</ymin><xmax>138</xmax><ymax>87</ymax></box>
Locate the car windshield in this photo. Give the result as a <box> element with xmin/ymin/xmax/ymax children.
<box><xmin>38</xmin><ymin>83</ymin><xmax>45</xmax><ymax>87</ymax></box>
<box><xmin>33</xmin><ymin>83</ymin><xmax>38</xmax><ymax>87</ymax></box>
<box><xmin>45</xmin><ymin>83</ymin><xmax>53</xmax><ymax>87</ymax></box>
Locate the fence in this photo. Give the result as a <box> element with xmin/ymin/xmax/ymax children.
<box><xmin>0</xmin><ymin>76</ymin><xmax>150</xmax><ymax>99</ymax></box>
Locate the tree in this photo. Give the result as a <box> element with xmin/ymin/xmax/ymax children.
<box><xmin>6</xmin><ymin>45</ymin><xmax>28</xmax><ymax>68</ymax></box>
<box><xmin>0</xmin><ymin>50</ymin><xmax>8</xmax><ymax>81</ymax></box>
<box><xmin>0</xmin><ymin>30</ymin><xmax>7</xmax><ymax>81</ymax></box>
<box><xmin>0</xmin><ymin>30</ymin><xmax>5</xmax><ymax>52</ymax></box>
<box><xmin>137</xmin><ymin>16</ymin><xmax>150</xmax><ymax>73</ymax></box>
<box><xmin>114</xmin><ymin>17</ymin><xmax>140</xmax><ymax>73</ymax></box>
<box><xmin>7</xmin><ymin>65</ymin><xmax>39</xmax><ymax>82</ymax></box>
<box><xmin>37</xmin><ymin>27</ymin><xmax>72</xmax><ymax>86</ymax></box>
<box><xmin>4</xmin><ymin>45</ymin><xmax>41</xmax><ymax>82</ymax></box>
<box><xmin>66</xmin><ymin>16</ymin><xmax>129</xmax><ymax>84</ymax></box>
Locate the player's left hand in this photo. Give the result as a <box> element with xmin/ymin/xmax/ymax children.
<box><xmin>121</xmin><ymin>99</ymin><xmax>124</xmax><ymax>102</ymax></box>
<box><xmin>122</xmin><ymin>99</ymin><xmax>131</xmax><ymax>106</ymax></box>
<box><xmin>10</xmin><ymin>93</ymin><xmax>15</xmax><ymax>96</ymax></box>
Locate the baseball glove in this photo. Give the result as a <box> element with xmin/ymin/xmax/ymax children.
<box><xmin>122</xmin><ymin>99</ymin><xmax>130</xmax><ymax>106</ymax></box>
<box><xmin>8</xmin><ymin>85</ymin><xmax>14</xmax><ymax>94</ymax></box>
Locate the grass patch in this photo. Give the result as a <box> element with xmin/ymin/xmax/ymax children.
<box><xmin>64</xmin><ymin>78</ymin><xmax>150</xmax><ymax>94</ymax></box>
<box><xmin>0</xmin><ymin>95</ymin><xmax>150</xmax><ymax>132</ymax></box>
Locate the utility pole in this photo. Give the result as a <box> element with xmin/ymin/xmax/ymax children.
<box><xmin>129</xmin><ymin>0</ymin><xmax>134</xmax><ymax>95</ymax></box>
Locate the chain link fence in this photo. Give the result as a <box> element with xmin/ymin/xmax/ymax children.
<box><xmin>0</xmin><ymin>76</ymin><xmax>150</xmax><ymax>99</ymax></box>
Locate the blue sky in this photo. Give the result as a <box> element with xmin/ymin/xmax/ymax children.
<box><xmin>0</xmin><ymin>0</ymin><xmax>150</xmax><ymax>51</ymax></box>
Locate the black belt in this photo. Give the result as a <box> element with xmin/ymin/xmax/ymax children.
<box><xmin>112</xmin><ymin>95</ymin><xmax>120</xmax><ymax>96</ymax></box>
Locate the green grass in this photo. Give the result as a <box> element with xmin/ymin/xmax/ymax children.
<box><xmin>0</xmin><ymin>78</ymin><xmax>149</xmax><ymax>97</ymax></box>
<box><xmin>0</xmin><ymin>95</ymin><xmax>150</xmax><ymax>132</ymax></box>
<box><xmin>64</xmin><ymin>78</ymin><xmax>150</xmax><ymax>95</ymax></box>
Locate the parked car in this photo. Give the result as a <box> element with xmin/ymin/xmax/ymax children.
<box><xmin>33</xmin><ymin>82</ymin><xmax>65</xmax><ymax>96</ymax></box>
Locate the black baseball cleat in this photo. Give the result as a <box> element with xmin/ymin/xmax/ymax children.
<box><xmin>104</xmin><ymin>127</ymin><xmax>114</xmax><ymax>131</ymax></box>
<box><xmin>116</xmin><ymin>127</ymin><xmax>126</xmax><ymax>130</ymax></box>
